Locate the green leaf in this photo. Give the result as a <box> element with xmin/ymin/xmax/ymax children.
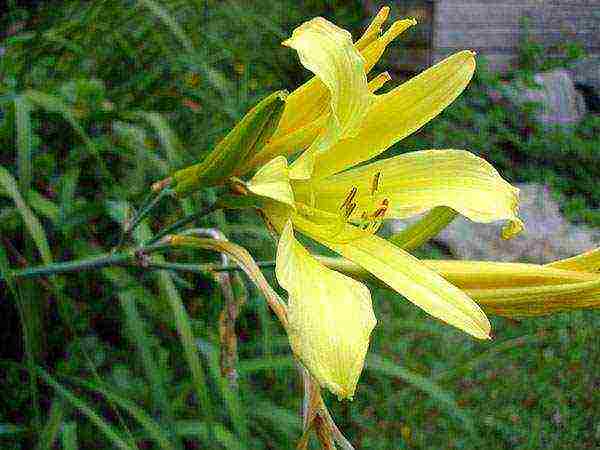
<box><xmin>36</xmin><ymin>398</ymin><xmax>65</xmax><ymax>450</ymax></box>
<box><xmin>134</xmin><ymin>111</ymin><xmax>185</xmax><ymax>168</ymax></box>
<box><xmin>70</xmin><ymin>377</ymin><xmax>174</xmax><ymax>450</ymax></box>
<box><xmin>0</xmin><ymin>164</ymin><xmax>52</xmax><ymax>264</ymax></box>
<box><xmin>37</xmin><ymin>368</ymin><xmax>136</xmax><ymax>450</ymax></box>
<box><xmin>174</xmin><ymin>421</ymin><xmax>246</xmax><ymax>450</ymax></box>
<box><xmin>14</xmin><ymin>95</ymin><xmax>32</xmax><ymax>196</ymax></box>
<box><xmin>366</xmin><ymin>355</ymin><xmax>477</xmax><ymax>436</ymax></box>
<box><xmin>60</xmin><ymin>422</ymin><xmax>78</xmax><ymax>450</ymax></box>
<box><xmin>23</xmin><ymin>90</ymin><xmax>91</xmax><ymax>146</ymax></box>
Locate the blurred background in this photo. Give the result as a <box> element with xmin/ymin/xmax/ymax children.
<box><xmin>0</xmin><ymin>0</ymin><xmax>599</xmax><ymax>448</ymax></box>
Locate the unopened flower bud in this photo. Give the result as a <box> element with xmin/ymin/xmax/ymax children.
<box><xmin>168</xmin><ymin>90</ymin><xmax>287</xmax><ymax>196</ymax></box>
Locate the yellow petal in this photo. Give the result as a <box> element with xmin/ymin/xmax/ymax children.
<box><xmin>360</xmin><ymin>18</ymin><xmax>417</xmax><ymax>73</ymax></box>
<box><xmin>545</xmin><ymin>247</ymin><xmax>600</xmax><ymax>272</ymax></box>
<box><xmin>283</xmin><ymin>17</ymin><xmax>373</xmax><ymax>179</ymax></box>
<box><xmin>354</xmin><ymin>6</ymin><xmax>391</xmax><ymax>51</ymax></box>
<box><xmin>310</xmin><ymin>256</ymin><xmax>600</xmax><ymax>317</ymax></box>
<box><xmin>310</xmin><ymin>51</ymin><xmax>477</xmax><ymax>179</ymax></box>
<box><xmin>467</xmin><ymin>278</ymin><xmax>600</xmax><ymax>317</ymax></box>
<box><xmin>292</xmin><ymin>215</ymin><xmax>491</xmax><ymax>339</ymax></box>
<box><xmin>246</xmin><ymin>156</ymin><xmax>294</xmax><ymax>207</ymax></box>
<box><xmin>368</xmin><ymin>71</ymin><xmax>392</xmax><ymax>93</ymax></box>
<box><xmin>276</xmin><ymin>221</ymin><xmax>376</xmax><ymax>400</ymax></box>
<box><xmin>301</xmin><ymin>149</ymin><xmax>523</xmax><ymax>238</ymax></box>
<box><xmin>426</xmin><ymin>260</ymin><xmax>598</xmax><ymax>289</ymax></box>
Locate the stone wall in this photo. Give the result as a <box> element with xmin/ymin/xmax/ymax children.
<box><xmin>432</xmin><ymin>0</ymin><xmax>599</xmax><ymax>70</ymax></box>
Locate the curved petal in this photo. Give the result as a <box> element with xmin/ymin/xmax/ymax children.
<box><xmin>310</xmin><ymin>51</ymin><xmax>477</xmax><ymax>179</ymax></box>
<box><xmin>300</xmin><ymin>149</ymin><xmax>523</xmax><ymax>238</ymax></box>
<box><xmin>280</xmin><ymin>17</ymin><xmax>373</xmax><ymax>179</ymax></box>
<box><xmin>246</xmin><ymin>156</ymin><xmax>294</xmax><ymax>207</ymax></box>
<box><xmin>360</xmin><ymin>17</ymin><xmax>417</xmax><ymax>73</ymax></box>
<box><xmin>292</xmin><ymin>214</ymin><xmax>491</xmax><ymax>339</ymax></box>
<box><xmin>276</xmin><ymin>221</ymin><xmax>376</xmax><ymax>400</ymax></box>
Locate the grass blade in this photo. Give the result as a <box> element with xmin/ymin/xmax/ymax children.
<box><xmin>0</xmin><ymin>164</ymin><xmax>52</xmax><ymax>265</ymax></box>
<box><xmin>36</xmin><ymin>398</ymin><xmax>65</xmax><ymax>450</ymax></box>
<box><xmin>60</xmin><ymin>422</ymin><xmax>78</xmax><ymax>450</ymax></box>
<box><xmin>14</xmin><ymin>96</ymin><xmax>32</xmax><ymax>196</ymax></box>
<box><xmin>366</xmin><ymin>354</ymin><xmax>477</xmax><ymax>435</ymax></box>
<box><xmin>70</xmin><ymin>377</ymin><xmax>174</xmax><ymax>450</ymax></box>
<box><xmin>37</xmin><ymin>368</ymin><xmax>136</xmax><ymax>450</ymax></box>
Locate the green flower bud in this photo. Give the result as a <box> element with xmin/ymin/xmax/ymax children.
<box><xmin>169</xmin><ymin>90</ymin><xmax>287</xmax><ymax>196</ymax></box>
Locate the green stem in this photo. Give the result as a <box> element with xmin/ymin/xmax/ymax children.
<box><xmin>147</xmin><ymin>260</ymin><xmax>275</xmax><ymax>274</ymax></box>
<box><xmin>116</xmin><ymin>189</ymin><xmax>173</xmax><ymax>250</ymax></box>
<box><xmin>145</xmin><ymin>204</ymin><xmax>219</xmax><ymax>245</ymax></box>
<box><xmin>8</xmin><ymin>242</ymin><xmax>172</xmax><ymax>280</ymax></box>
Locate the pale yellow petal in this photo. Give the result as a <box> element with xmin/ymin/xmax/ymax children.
<box><xmin>246</xmin><ymin>156</ymin><xmax>294</xmax><ymax>207</ymax></box>
<box><xmin>467</xmin><ymin>278</ymin><xmax>600</xmax><ymax>317</ymax></box>
<box><xmin>301</xmin><ymin>149</ymin><xmax>523</xmax><ymax>238</ymax></box>
<box><xmin>276</xmin><ymin>221</ymin><xmax>376</xmax><ymax>399</ymax></box>
<box><xmin>360</xmin><ymin>18</ymin><xmax>417</xmax><ymax>73</ymax></box>
<box><xmin>426</xmin><ymin>260</ymin><xmax>598</xmax><ymax>289</ymax></box>
<box><xmin>292</xmin><ymin>215</ymin><xmax>491</xmax><ymax>339</ymax></box>
<box><xmin>354</xmin><ymin>6</ymin><xmax>391</xmax><ymax>51</ymax></box>
<box><xmin>283</xmin><ymin>17</ymin><xmax>373</xmax><ymax>179</ymax></box>
<box><xmin>310</xmin><ymin>51</ymin><xmax>477</xmax><ymax>179</ymax></box>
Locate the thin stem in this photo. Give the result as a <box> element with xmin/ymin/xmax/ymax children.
<box><xmin>147</xmin><ymin>260</ymin><xmax>275</xmax><ymax>274</ymax></box>
<box><xmin>8</xmin><ymin>241</ymin><xmax>172</xmax><ymax>280</ymax></box>
<box><xmin>116</xmin><ymin>188</ymin><xmax>173</xmax><ymax>250</ymax></box>
<box><xmin>145</xmin><ymin>204</ymin><xmax>219</xmax><ymax>245</ymax></box>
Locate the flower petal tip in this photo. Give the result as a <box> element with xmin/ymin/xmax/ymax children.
<box><xmin>381</xmin><ymin>18</ymin><xmax>417</xmax><ymax>44</ymax></box>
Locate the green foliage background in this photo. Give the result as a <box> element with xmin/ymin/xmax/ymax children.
<box><xmin>1</xmin><ymin>1</ymin><xmax>599</xmax><ymax>449</ymax></box>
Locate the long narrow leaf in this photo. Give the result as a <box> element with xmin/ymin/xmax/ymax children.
<box><xmin>37</xmin><ymin>369</ymin><xmax>135</xmax><ymax>450</ymax></box>
<box><xmin>366</xmin><ymin>354</ymin><xmax>477</xmax><ymax>435</ymax></box>
<box><xmin>14</xmin><ymin>96</ymin><xmax>32</xmax><ymax>196</ymax></box>
<box><xmin>60</xmin><ymin>422</ymin><xmax>78</xmax><ymax>450</ymax></box>
<box><xmin>0</xmin><ymin>164</ymin><xmax>52</xmax><ymax>264</ymax></box>
<box><xmin>71</xmin><ymin>377</ymin><xmax>173</xmax><ymax>450</ymax></box>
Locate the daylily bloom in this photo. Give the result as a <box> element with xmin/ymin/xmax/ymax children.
<box><xmin>242</xmin><ymin>9</ymin><xmax>523</xmax><ymax>400</ymax></box>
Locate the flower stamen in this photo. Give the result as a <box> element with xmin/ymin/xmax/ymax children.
<box><xmin>371</xmin><ymin>172</ymin><xmax>381</xmax><ymax>195</ymax></box>
<box><xmin>340</xmin><ymin>186</ymin><xmax>358</xmax><ymax>211</ymax></box>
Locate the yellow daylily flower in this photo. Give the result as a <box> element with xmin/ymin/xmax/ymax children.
<box><xmin>242</xmin><ymin>10</ymin><xmax>524</xmax><ymax>399</ymax></box>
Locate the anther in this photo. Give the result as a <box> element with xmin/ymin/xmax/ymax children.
<box><xmin>371</xmin><ymin>172</ymin><xmax>381</xmax><ymax>195</ymax></box>
<box><xmin>340</xmin><ymin>186</ymin><xmax>358</xmax><ymax>210</ymax></box>
<box><xmin>344</xmin><ymin>203</ymin><xmax>357</xmax><ymax>219</ymax></box>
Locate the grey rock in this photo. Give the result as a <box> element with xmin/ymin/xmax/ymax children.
<box><xmin>504</xmin><ymin>69</ymin><xmax>587</xmax><ymax>126</ymax></box>
<box><xmin>570</xmin><ymin>57</ymin><xmax>600</xmax><ymax>112</ymax></box>
<box><xmin>571</xmin><ymin>57</ymin><xmax>600</xmax><ymax>91</ymax></box>
<box><xmin>426</xmin><ymin>184</ymin><xmax>599</xmax><ymax>264</ymax></box>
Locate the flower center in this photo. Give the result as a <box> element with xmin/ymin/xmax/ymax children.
<box><xmin>339</xmin><ymin>171</ymin><xmax>389</xmax><ymax>233</ymax></box>
<box><xmin>293</xmin><ymin>172</ymin><xmax>389</xmax><ymax>244</ymax></box>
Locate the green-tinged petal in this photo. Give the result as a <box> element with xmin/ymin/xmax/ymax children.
<box><xmin>246</xmin><ymin>156</ymin><xmax>294</xmax><ymax>207</ymax></box>
<box><xmin>276</xmin><ymin>221</ymin><xmax>376</xmax><ymax>400</ymax></box>
<box><xmin>292</xmin><ymin>215</ymin><xmax>491</xmax><ymax>339</ymax></box>
<box><xmin>283</xmin><ymin>17</ymin><xmax>373</xmax><ymax>179</ymax></box>
<box><xmin>242</xmin><ymin>115</ymin><xmax>325</xmax><ymax>172</ymax></box>
<box><xmin>310</xmin><ymin>51</ymin><xmax>477</xmax><ymax>179</ymax></box>
<box><xmin>300</xmin><ymin>150</ymin><xmax>523</xmax><ymax>238</ymax></box>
